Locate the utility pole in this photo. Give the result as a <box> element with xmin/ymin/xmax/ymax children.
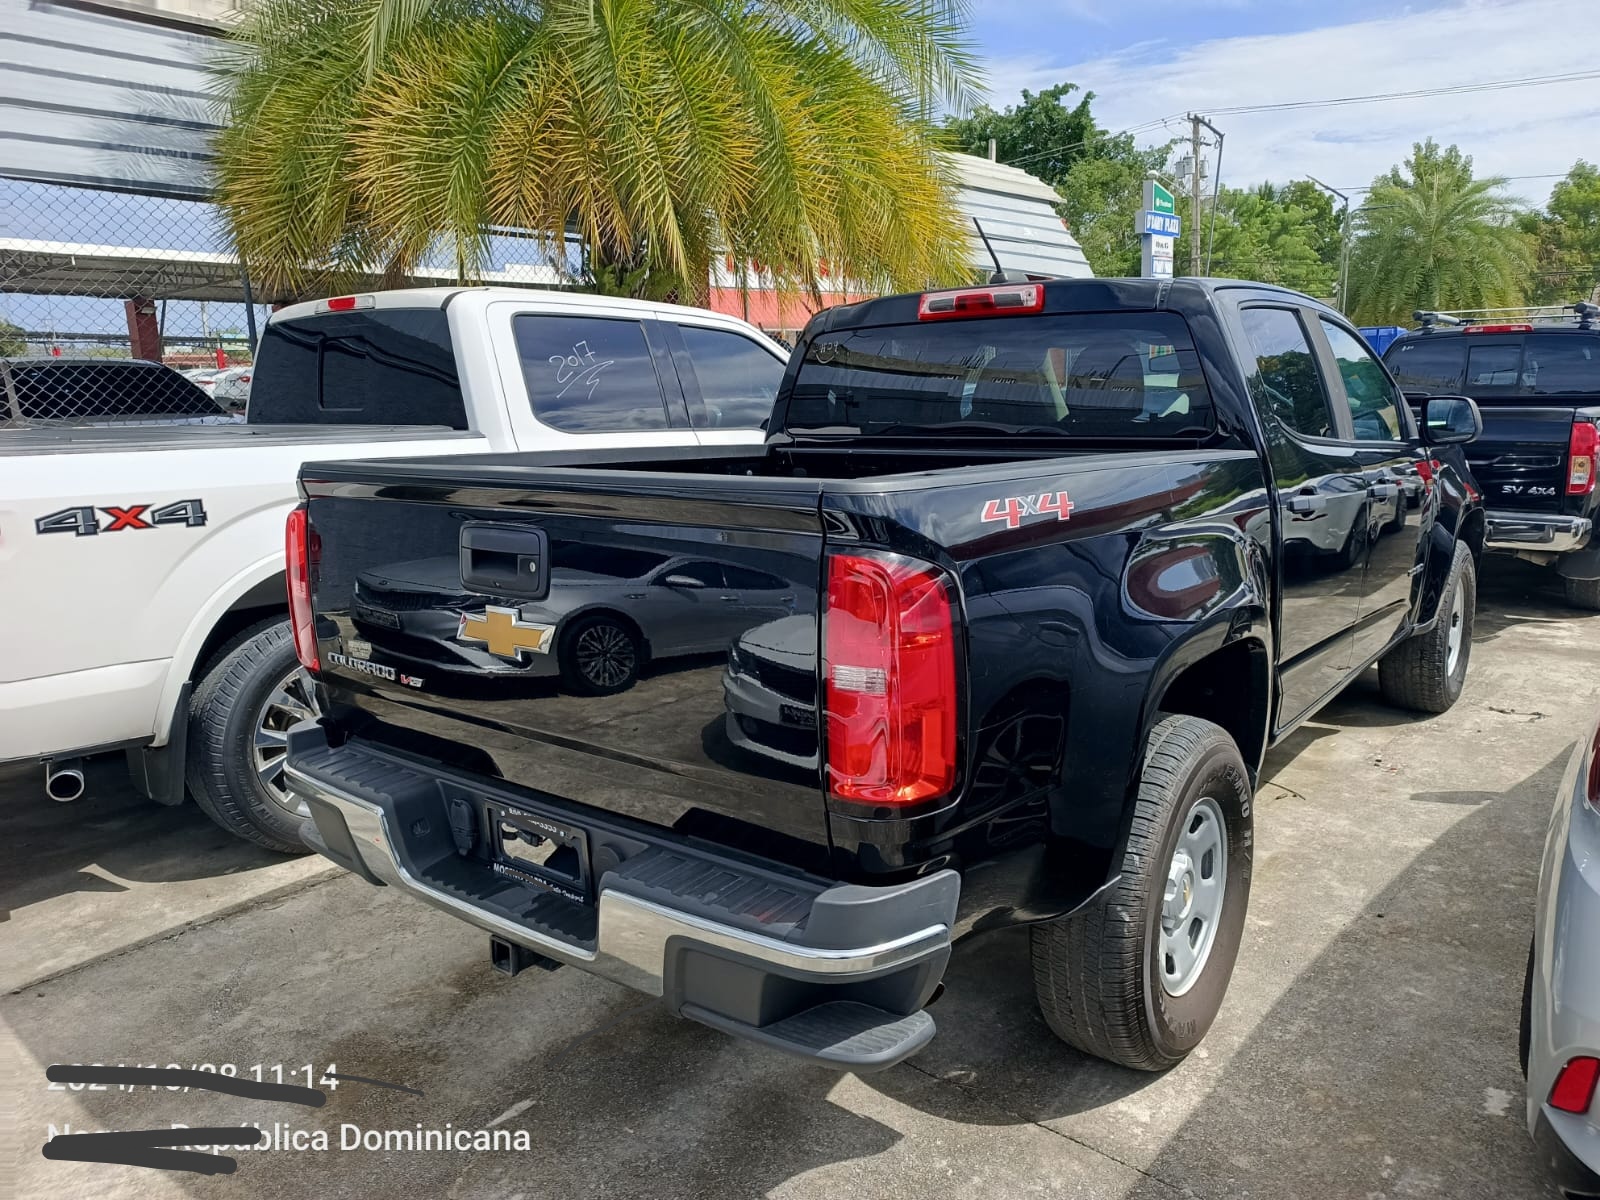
<box><xmin>1307</xmin><ymin>176</ymin><xmax>1350</xmax><ymax>312</ymax></box>
<box><xmin>1189</xmin><ymin>114</ymin><xmax>1204</xmax><ymax>277</ymax></box>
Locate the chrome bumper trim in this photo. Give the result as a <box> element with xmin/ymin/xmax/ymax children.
<box><xmin>286</xmin><ymin>763</ymin><xmax>951</xmax><ymax>997</ymax></box>
<box><xmin>1484</xmin><ymin>512</ymin><xmax>1592</xmax><ymax>553</ymax></box>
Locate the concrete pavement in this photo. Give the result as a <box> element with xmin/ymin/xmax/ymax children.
<box><xmin>4</xmin><ymin>557</ymin><xmax>1596</xmax><ymax>1200</ymax></box>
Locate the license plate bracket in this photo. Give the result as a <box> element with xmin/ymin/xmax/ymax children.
<box><xmin>484</xmin><ymin>801</ymin><xmax>591</xmax><ymax>905</ymax></box>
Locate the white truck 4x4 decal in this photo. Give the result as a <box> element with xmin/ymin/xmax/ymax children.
<box><xmin>35</xmin><ymin>499</ymin><xmax>208</xmax><ymax>537</ymax></box>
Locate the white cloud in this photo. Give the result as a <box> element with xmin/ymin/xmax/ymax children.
<box><xmin>981</xmin><ymin>0</ymin><xmax>1600</xmax><ymax>205</ymax></box>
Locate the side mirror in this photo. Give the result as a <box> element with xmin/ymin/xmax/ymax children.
<box><xmin>1423</xmin><ymin>395</ymin><xmax>1482</xmax><ymax>445</ymax></box>
<box><xmin>661</xmin><ymin>574</ymin><xmax>704</xmax><ymax>589</ymax></box>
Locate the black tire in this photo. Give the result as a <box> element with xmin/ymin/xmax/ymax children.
<box><xmin>187</xmin><ymin>620</ymin><xmax>317</xmax><ymax>854</ymax></box>
<box><xmin>1564</xmin><ymin>573</ymin><xmax>1600</xmax><ymax>612</ymax></box>
<box><xmin>1030</xmin><ymin>714</ymin><xmax>1253</xmax><ymax>1071</ymax></box>
<box><xmin>1378</xmin><ymin>540</ymin><xmax>1476</xmax><ymax>714</ymax></box>
<box><xmin>559</xmin><ymin>614</ymin><xmax>642</xmax><ymax>696</ymax></box>
<box><xmin>1520</xmin><ymin>936</ymin><xmax>1534</xmax><ymax>1079</ymax></box>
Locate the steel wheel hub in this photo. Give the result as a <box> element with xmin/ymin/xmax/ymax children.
<box><xmin>252</xmin><ymin>666</ymin><xmax>320</xmax><ymax>818</ymax></box>
<box><xmin>1159</xmin><ymin>796</ymin><xmax>1227</xmax><ymax>997</ymax></box>
<box><xmin>576</xmin><ymin>625</ymin><xmax>635</xmax><ymax>688</ymax></box>
<box><xmin>1445</xmin><ymin>577</ymin><xmax>1465</xmax><ymax>676</ymax></box>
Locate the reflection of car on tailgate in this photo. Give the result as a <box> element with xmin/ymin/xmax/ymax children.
<box><xmin>353</xmin><ymin>546</ymin><xmax>809</xmax><ymax>695</ymax></box>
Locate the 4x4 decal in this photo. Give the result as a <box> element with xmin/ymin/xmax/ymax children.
<box><xmin>35</xmin><ymin>499</ymin><xmax>208</xmax><ymax>537</ymax></box>
<box><xmin>980</xmin><ymin>491</ymin><xmax>1075</xmax><ymax>530</ymax></box>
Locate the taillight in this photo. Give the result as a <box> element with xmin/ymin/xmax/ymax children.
<box><xmin>1568</xmin><ymin>420</ymin><xmax>1597</xmax><ymax>496</ymax></box>
<box><xmin>1463</xmin><ymin>324</ymin><xmax>1534</xmax><ymax>333</ymax></box>
<box><xmin>285</xmin><ymin>504</ymin><xmax>319</xmax><ymax>672</ymax></box>
<box><xmin>1550</xmin><ymin>1057</ymin><xmax>1600</xmax><ymax>1114</ymax></box>
<box><xmin>316</xmin><ymin>294</ymin><xmax>375</xmax><ymax>313</ymax></box>
<box><xmin>823</xmin><ymin>552</ymin><xmax>957</xmax><ymax>807</ymax></box>
<box><xmin>918</xmin><ymin>284</ymin><xmax>1044</xmax><ymax>321</ymax></box>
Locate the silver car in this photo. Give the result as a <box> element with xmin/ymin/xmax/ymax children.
<box><xmin>1524</xmin><ymin>705</ymin><xmax>1600</xmax><ymax>1197</ymax></box>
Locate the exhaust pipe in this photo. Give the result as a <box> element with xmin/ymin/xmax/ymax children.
<box><xmin>45</xmin><ymin>759</ymin><xmax>86</xmax><ymax>803</ymax></box>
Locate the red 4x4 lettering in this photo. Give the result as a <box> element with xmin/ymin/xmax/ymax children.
<box><xmin>981</xmin><ymin>492</ymin><xmax>1074</xmax><ymax>529</ymax></box>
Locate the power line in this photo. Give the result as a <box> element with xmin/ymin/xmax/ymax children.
<box><xmin>998</xmin><ymin>69</ymin><xmax>1599</xmax><ymax>176</ymax></box>
<box><xmin>1203</xmin><ymin>68</ymin><xmax>1600</xmax><ymax>117</ymax></box>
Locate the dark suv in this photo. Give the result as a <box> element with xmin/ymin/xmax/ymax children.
<box><xmin>1384</xmin><ymin>305</ymin><xmax>1600</xmax><ymax>609</ymax></box>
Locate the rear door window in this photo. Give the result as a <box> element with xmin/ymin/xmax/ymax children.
<box><xmin>785</xmin><ymin>311</ymin><xmax>1212</xmax><ymax>439</ymax></box>
<box><xmin>1385</xmin><ymin>338</ymin><xmax>1466</xmax><ymax>393</ymax></box>
<box><xmin>1239</xmin><ymin>307</ymin><xmax>1336</xmax><ymax>439</ymax></box>
<box><xmin>249</xmin><ymin>308</ymin><xmax>467</xmax><ymax>428</ymax></box>
<box><xmin>675</xmin><ymin>325</ymin><xmax>785</xmax><ymax>429</ymax></box>
<box><xmin>1320</xmin><ymin>319</ymin><xmax>1409</xmax><ymax>441</ymax></box>
<box><xmin>515</xmin><ymin>315</ymin><xmax>670</xmax><ymax>433</ymax></box>
<box><xmin>1522</xmin><ymin>335</ymin><xmax>1600</xmax><ymax>395</ymax></box>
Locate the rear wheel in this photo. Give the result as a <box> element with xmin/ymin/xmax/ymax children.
<box><xmin>1030</xmin><ymin>714</ymin><xmax>1253</xmax><ymax>1071</ymax></box>
<box><xmin>559</xmin><ymin>615</ymin><xmax>642</xmax><ymax>696</ymax></box>
<box><xmin>187</xmin><ymin>620</ymin><xmax>319</xmax><ymax>853</ymax></box>
<box><xmin>1378</xmin><ymin>541</ymin><xmax>1475</xmax><ymax>713</ymax></box>
<box><xmin>1564</xmin><ymin>574</ymin><xmax>1600</xmax><ymax>612</ymax></box>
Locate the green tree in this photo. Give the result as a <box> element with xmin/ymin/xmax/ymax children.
<box><xmin>215</xmin><ymin>0</ymin><xmax>980</xmax><ymax>299</ymax></box>
<box><xmin>1205</xmin><ymin>181</ymin><xmax>1340</xmax><ymax>297</ymax></box>
<box><xmin>1346</xmin><ymin>139</ymin><xmax>1532</xmax><ymax>325</ymax></box>
<box><xmin>1056</xmin><ymin>138</ymin><xmax>1171</xmax><ymax>277</ymax></box>
<box><xmin>0</xmin><ymin>319</ymin><xmax>25</xmax><ymax>356</ymax></box>
<box><xmin>1521</xmin><ymin>161</ymin><xmax>1600</xmax><ymax>305</ymax></box>
<box><xmin>943</xmin><ymin>82</ymin><xmax>1102</xmax><ymax>190</ymax></box>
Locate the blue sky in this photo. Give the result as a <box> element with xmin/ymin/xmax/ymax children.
<box><xmin>969</xmin><ymin>0</ymin><xmax>1600</xmax><ymax>205</ymax></box>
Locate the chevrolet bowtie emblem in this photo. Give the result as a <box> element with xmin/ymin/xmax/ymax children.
<box><xmin>457</xmin><ymin>606</ymin><xmax>553</xmax><ymax>662</ymax></box>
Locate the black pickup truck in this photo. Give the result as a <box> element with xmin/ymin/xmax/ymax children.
<box><xmin>1383</xmin><ymin>305</ymin><xmax>1600</xmax><ymax>609</ymax></box>
<box><xmin>285</xmin><ymin>278</ymin><xmax>1485</xmax><ymax>1074</ymax></box>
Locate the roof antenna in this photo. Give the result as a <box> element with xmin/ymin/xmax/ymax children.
<box><xmin>972</xmin><ymin>218</ymin><xmax>1031</xmax><ymax>285</ymax></box>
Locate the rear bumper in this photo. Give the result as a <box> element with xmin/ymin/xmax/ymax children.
<box><xmin>285</xmin><ymin>723</ymin><xmax>957</xmax><ymax>1071</ymax></box>
<box><xmin>1485</xmin><ymin>511</ymin><xmax>1592</xmax><ymax>554</ymax></box>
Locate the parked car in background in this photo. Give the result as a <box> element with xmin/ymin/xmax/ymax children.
<box><xmin>1</xmin><ymin>287</ymin><xmax>785</xmax><ymax>854</ymax></box>
<box><xmin>212</xmin><ymin>365</ymin><xmax>254</xmax><ymax>409</ymax></box>
<box><xmin>1523</xmin><ymin>704</ymin><xmax>1600</xmax><ymax>1198</ymax></box>
<box><xmin>2</xmin><ymin>357</ymin><xmax>226</xmax><ymax>426</ymax></box>
<box><xmin>286</xmin><ymin>277</ymin><xmax>1485</xmax><ymax>1075</ymax></box>
<box><xmin>1384</xmin><ymin>304</ymin><xmax>1600</xmax><ymax>609</ymax></box>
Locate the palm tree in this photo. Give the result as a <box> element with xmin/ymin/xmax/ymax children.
<box><xmin>1347</xmin><ymin>140</ymin><xmax>1532</xmax><ymax>325</ymax></box>
<box><xmin>213</xmin><ymin>0</ymin><xmax>979</xmax><ymax>300</ymax></box>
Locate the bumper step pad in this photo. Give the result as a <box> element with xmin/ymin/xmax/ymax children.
<box><xmin>679</xmin><ymin>1000</ymin><xmax>937</xmax><ymax>1073</ymax></box>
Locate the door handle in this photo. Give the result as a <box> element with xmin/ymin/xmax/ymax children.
<box><xmin>459</xmin><ymin>522</ymin><xmax>549</xmax><ymax>599</ymax></box>
<box><xmin>1367</xmin><ymin>483</ymin><xmax>1400</xmax><ymax>499</ymax></box>
<box><xmin>1287</xmin><ymin>495</ymin><xmax>1326</xmax><ymax>515</ymax></box>
<box><xmin>718</xmin><ymin>595</ymin><xmax>740</xmax><ymax>603</ymax></box>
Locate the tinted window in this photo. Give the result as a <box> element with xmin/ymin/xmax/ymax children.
<box><xmin>550</xmin><ymin>544</ymin><xmax>670</xmax><ymax>579</ymax></box>
<box><xmin>1240</xmin><ymin>308</ymin><xmax>1334</xmax><ymax>438</ymax></box>
<box><xmin>1465</xmin><ymin>343</ymin><xmax>1522</xmax><ymax>395</ymax></box>
<box><xmin>1523</xmin><ymin>335</ymin><xmax>1600</xmax><ymax>395</ymax></box>
<box><xmin>1321</xmin><ymin>319</ymin><xmax>1406</xmax><ymax>441</ymax></box>
<box><xmin>723</xmin><ymin>565</ymin><xmax>786</xmax><ymax>590</ymax></box>
<box><xmin>249</xmin><ymin>308</ymin><xmax>466</xmax><ymax>428</ymax></box>
<box><xmin>8</xmin><ymin>361</ymin><xmax>218</xmax><ymax>421</ymax></box>
<box><xmin>1386</xmin><ymin>337</ymin><xmax>1466</xmax><ymax>392</ymax></box>
<box><xmin>515</xmin><ymin>315</ymin><xmax>668</xmax><ymax>433</ymax></box>
<box><xmin>786</xmin><ymin>312</ymin><xmax>1212</xmax><ymax>439</ymax></box>
<box><xmin>677</xmin><ymin>326</ymin><xmax>784</xmax><ymax>429</ymax></box>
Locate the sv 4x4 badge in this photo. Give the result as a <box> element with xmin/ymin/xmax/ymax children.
<box><xmin>35</xmin><ymin>499</ymin><xmax>207</xmax><ymax>537</ymax></box>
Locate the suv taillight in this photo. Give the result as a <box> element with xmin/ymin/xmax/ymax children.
<box><xmin>285</xmin><ymin>504</ymin><xmax>319</xmax><ymax>672</ymax></box>
<box><xmin>823</xmin><ymin>552</ymin><xmax>957</xmax><ymax>807</ymax></box>
<box><xmin>1569</xmin><ymin>420</ymin><xmax>1597</xmax><ymax>496</ymax></box>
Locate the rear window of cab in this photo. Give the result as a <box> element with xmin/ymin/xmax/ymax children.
<box><xmin>784</xmin><ymin>312</ymin><xmax>1214</xmax><ymax>439</ymax></box>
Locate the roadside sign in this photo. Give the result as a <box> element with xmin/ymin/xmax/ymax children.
<box><xmin>1140</xmin><ymin>211</ymin><xmax>1182</xmax><ymax>238</ymax></box>
<box><xmin>1140</xmin><ymin>180</ymin><xmax>1181</xmax><ymax>278</ymax></box>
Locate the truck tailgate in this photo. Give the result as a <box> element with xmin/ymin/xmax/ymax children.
<box><xmin>1466</xmin><ymin>405</ymin><xmax>1578</xmax><ymax>512</ymax></box>
<box><xmin>302</xmin><ymin>465</ymin><xmax>834</xmax><ymax>859</ymax></box>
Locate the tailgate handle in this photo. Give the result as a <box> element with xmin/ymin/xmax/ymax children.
<box><xmin>459</xmin><ymin>523</ymin><xmax>550</xmax><ymax>600</ymax></box>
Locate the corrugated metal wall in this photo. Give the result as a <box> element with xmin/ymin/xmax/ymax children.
<box><xmin>0</xmin><ymin>0</ymin><xmax>222</xmax><ymax>198</ymax></box>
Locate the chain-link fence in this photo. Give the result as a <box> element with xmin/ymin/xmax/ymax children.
<box><xmin>0</xmin><ymin>175</ymin><xmax>576</xmax><ymax>426</ymax></box>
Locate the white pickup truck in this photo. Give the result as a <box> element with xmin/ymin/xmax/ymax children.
<box><xmin>1</xmin><ymin>287</ymin><xmax>786</xmax><ymax>850</ymax></box>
